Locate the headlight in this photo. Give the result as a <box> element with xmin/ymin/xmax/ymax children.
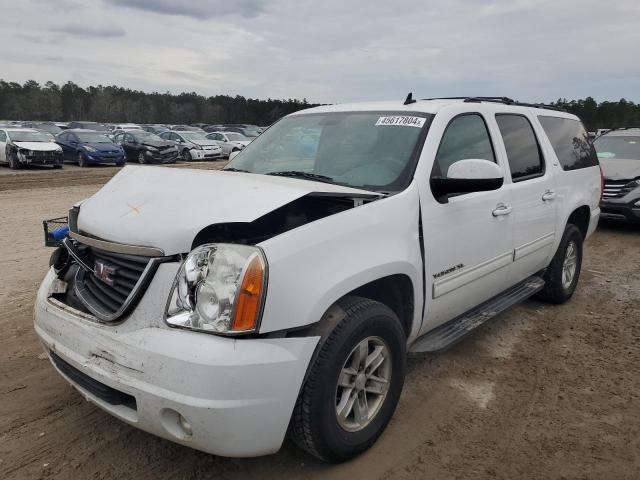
<box><xmin>193</xmin><ymin>144</ymin><xmax>203</xmax><ymax>150</ymax></box>
<box><xmin>146</xmin><ymin>146</ymin><xmax>158</xmax><ymax>152</ymax></box>
<box><xmin>625</xmin><ymin>179</ymin><xmax>640</xmax><ymax>189</ymax></box>
<box><xmin>165</xmin><ymin>244</ymin><xmax>267</xmax><ymax>335</ymax></box>
<box><xmin>84</xmin><ymin>145</ymin><xmax>97</xmax><ymax>153</ymax></box>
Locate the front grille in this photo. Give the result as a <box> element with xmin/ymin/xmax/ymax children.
<box><xmin>603</xmin><ymin>180</ymin><xmax>634</xmax><ymax>199</ymax></box>
<box><xmin>70</xmin><ymin>242</ymin><xmax>165</xmax><ymax>322</ymax></box>
<box><xmin>24</xmin><ymin>150</ymin><xmax>61</xmax><ymax>163</ymax></box>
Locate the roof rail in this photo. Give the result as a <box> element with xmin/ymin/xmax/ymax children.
<box><xmin>419</xmin><ymin>96</ymin><xmax>566</xmax><ymax>112</ymax></box>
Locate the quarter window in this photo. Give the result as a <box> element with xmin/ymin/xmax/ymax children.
<box><xmin>496</xmin><ymin>114</ymin><xmax>544</xmax><ymax>181</ymax></box>
<box><xmin>432</xmin><ymin>114</ymin><xmax>495</xmax><ymax>177</ymax></box>
<box><xmin>538</xmin><ymin>116</ymin><xmax>598</xmax><ymax>170</ymax></box>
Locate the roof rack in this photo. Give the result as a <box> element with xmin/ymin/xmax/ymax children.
<box><xmin>419</xmin><ymin>96</ymin><xmax>566</xmax><ymax>112</ymax></box>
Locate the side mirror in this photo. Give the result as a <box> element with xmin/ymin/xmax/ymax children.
<box><xmin>229</xmin><ymin>150</ymin><xmax>240</xmax><ymax>161</ymax></box>
<box><xmin>431</xmin><ymin>159</ymin><xmax>504</xmax><ymax>202</ymax></box>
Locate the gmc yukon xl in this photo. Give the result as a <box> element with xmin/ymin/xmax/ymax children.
<box><xmin>35</xmin><ymin>96</ymin><xmax>601</xmax><ymax>462</ymax></box>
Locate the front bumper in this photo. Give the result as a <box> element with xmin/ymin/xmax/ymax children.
<box><xmin>34</xmin><ymin>266</ymin><xmax>318</xmax><ymax>457</ymax></box>
<box><xmin>18</xmin><ymin>150</ymin><xmax>63</xmax><ymax>166</ymax></box>
<box><xmin>190</xmin><ymin>148</ymin><xmax>223</xmax><ymax>160</ymax></box>
<box><xmin>145</xmin><ymin>150</ymin><xmax>179</xmax><ymax>163</ymax></box>
<box><xmin>87</xmin><ymin>153</ymin><xmax>125</xmax><ymax>165</ymax></box>
<box><xmin>600</xmin><ymin>198</ymin><xmax>640</xmax><ymax>224</ymax></box>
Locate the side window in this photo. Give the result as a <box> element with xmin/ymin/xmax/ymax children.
<box><xmin>496</xmin><ymin>114</ymin><xmax>544</xmax><ymax>182</ymax></box>
<box><xmin>57</xmin><ymin>133</ymin><xmax>67</xmax><ymax>142</ymax></box>
<box><xmin>0</xmin><ymin>131</ymin><xmax>6</xmax><ymax>142</ymax></box>
<box><xmin>124</xmin><ymin>133</ymin><xmax>134</xmax><ymax>143</ymax></box>
<box><xmin>538</xmin><ymin>116</ymin><xmax>598</xmax><ymax>170</ymax></box>
<box><xmin>433</xmin><ymin>114</ymin><xmax>495</xmax><ymax>177</ymax></box>
<box><xmin>70</xmin><ymin>134</ymin><xmax>78</xmax><ymax>143</ymax></box>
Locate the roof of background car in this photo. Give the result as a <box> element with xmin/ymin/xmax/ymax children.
<box><xmin>601</xmin><ymin>128</ymin><xmax>640</xmax><ymax>137</ymax></box>
<box><xmin>292</xmin><ymin>99</ymin><xmax>580</xmax><ymax>120</ymax></box>
<box><xmin>3</xmin><ymin>128</ymin><xmax>39</xmax><ymax>132</ymax></box>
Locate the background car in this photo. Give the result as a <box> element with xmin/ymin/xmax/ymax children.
<box><xmin>159</xmin><ymin>130</ymin><xmax>223</xmax><ymax>161</ymax></box>
<box><xmin>56</xmin><ymin>129</ymin><xmax>125</xmax><ymax>167</ymax></box>
<box><xmin>142</xmin><ymin>124</ymin><xmax>170</xmax><ymax>135</ymax></box>
<box><xmin>113</xmin><ymin>130</ymin><xmax>179</xmax><ymax>164</ymax></box>
<box><xmin>0</xmin><ymin>128</ymin><xmax>63</xmax><ymax>169</ymax></box>
<box><xmin>205</xmin><ymin>131</ymin><xmax>251</xmax><ymax>156</ymax></box>
<box><xmin>67</xmin><ymin>121</ymin><xmax>110</xmax><ymax>132</ymax></box>
<box><xmin>169</xmin><ymin>125</ymin><xmax>204</xmax><ymax>132</ymax></box>
<box><xmin>23</xmin><ymin>122</ymin><xmax>64</xmax><ymax>136</ymax></box>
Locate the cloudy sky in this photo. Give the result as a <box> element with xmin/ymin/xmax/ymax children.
<box><xmin>2</xmin><ymin>0</ymin><xmax>639</xmax><ymax>103</ymax></box>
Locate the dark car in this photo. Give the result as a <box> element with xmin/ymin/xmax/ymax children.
<box><xmin>114</xmin><ymin>130</ymin><xmax>179</xmax><ymax>164</ymax></box>
<box><xmin>23</xmin><ymin>122</ymin><xmax>64</xmax><ymax>136</ymax></box>
<box><xmin>142</xmin><ymin>124</ymin><xmax>170</xmax><ymax>135</ymax></box>
<box><xmin>56</xmin><ymin>130</ymin><xmax>126</xmax><ymax>167</ymax></box>
<box><xmin>67</xmin><ymin>121</ymin><xmax>110</xmax><ymax>132</ymax></box>
<box><xmin>594</xmin><ymin>127</ymin><xmax>640</xmax><ymax>223</ymax></box>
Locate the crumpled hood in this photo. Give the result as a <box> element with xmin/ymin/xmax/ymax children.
<box><xmin>600</xmin><ymin>159</ymin><xmax>640</xmax><ymax>181</ymax></box>
<box><xmin>77</xmin><ymin>165</ymin><xmax>379</xmax><ymax>255</ymax></box>
<box><xmin>14</xmin><ymin>141</ymin><xmax>60</xmax><ymax>152</ymax></box>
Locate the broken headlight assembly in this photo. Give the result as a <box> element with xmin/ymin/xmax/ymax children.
<box><xmin>165</xmin><ymin>244</ymin><xmax>267</xmax><ymax>335</ymax></box>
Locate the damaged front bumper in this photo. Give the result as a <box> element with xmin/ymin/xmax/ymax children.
<box><xmin>33</xmin><ymin>265</ymin><xmax>319</xmax><ymax>457</ymax></box>
<box><xmin>18</xmin><ymin>149</ymin><xmax>63</xmax><ymax>166</ymax></box>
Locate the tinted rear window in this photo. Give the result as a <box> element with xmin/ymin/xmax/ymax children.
<box><xmin>496</xmin><ymin>114</ymin><xmax>544</xmax><ymax>181</ymax></box>
<box><xmin>538</xmin><ymin>116</ymin><xmax>598</xmax><ymax>170</ymax></box>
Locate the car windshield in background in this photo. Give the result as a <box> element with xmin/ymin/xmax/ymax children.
<box><xmin>226</xmin><ymin>133</ymin><xmax>247</xmax><ymax>141</ymax></box>
<box><xmin>226</xmin><ymin>111</ymin><xmax>431</xmax><ymax>191</ymax></box>
<box><xmin>132</xmin><ymin>131</ymin><xmax>162</xmax><ymax>141</ymax></box>
<box><xmin>180</xmin><ymin>132</ymin><xmax>208</xmax><ymax>141</ymax></box>
<box><xmin>37</xmin><ymin>124</ymin><xmax>63</xmax><ymax>135</ymax></box>
<box><xmin>10</xmin><ymin>131</ymin><xmax>52</xmax><ymax>142</ymax></box>
<box><xmin>76</xmin><ymin>132</ymin><xmax>112</xmax><ymax>143</ymax></box>
<box><xmin>594</xmin><ymin>136</ymin><xmax>640</xmax><ymax>160</ymax></box>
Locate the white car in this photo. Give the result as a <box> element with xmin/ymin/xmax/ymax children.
<box><xmin>0</xmin><ymin>128</ymin><xmax>63</xmax><ymax>169</ymax></box>
<box><xmin>160</xmin><ymin>130</ymin><xmax>223</xmax><ymax>161</ymax></box>
<box><xmin>34</xmin><ymin>97</ymin><xmax>601</xmax><ymax>461</ymax></box>
<box><xmin>205</xmin><ymin>131</ymin><xmax>251</xmax><ymax>156</ymax></box>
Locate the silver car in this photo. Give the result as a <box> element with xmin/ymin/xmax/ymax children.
<box><xmin>205</xmin><ymin>131</ymin><xmax>251</xmax><ymax>156</ymax></box>
<box><xmin>160</xmin><ymin>131</ymin><xmax>224</xmax><ymax>161</ymax></box>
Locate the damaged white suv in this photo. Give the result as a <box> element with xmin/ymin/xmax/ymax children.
<box><xmin>35</xmin><ymin>96</ymin><xmax>602</xmax><ymax>462</ymax></box>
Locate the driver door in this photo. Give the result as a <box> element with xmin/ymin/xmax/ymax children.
<box><xmin>420</xmin><ymin>113</ymin><xmax>514</xmax><ymax>331</ymax></box>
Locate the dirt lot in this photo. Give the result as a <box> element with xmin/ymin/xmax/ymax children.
<box><xmin>1</xmin><ymin>164</ymin><xmax>639</xmax><ymax>480</ymax></box>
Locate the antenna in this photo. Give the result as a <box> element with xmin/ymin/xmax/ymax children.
<box><xmin>404</xmin><ymin>92</ymin><xmax>416</xmax><ymax>105</ymax></box>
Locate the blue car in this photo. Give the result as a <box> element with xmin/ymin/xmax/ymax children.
<box><xmin>56</xmin><ymin>129</ymin><xmax>126</xmax><ymax>167</ymax></box>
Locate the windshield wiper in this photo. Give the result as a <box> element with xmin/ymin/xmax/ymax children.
<box><xmin>223</xmin><ymin>167</ymin><xmax>251</xmax><ymax>173</ymax></box>
<box><xmin>266</xmin><ymin>171</ymin><xmax>334</xmax><ymax>183</ymax></box>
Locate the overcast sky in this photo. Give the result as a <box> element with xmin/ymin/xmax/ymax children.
<box><xmin>2</xmin><ymin>0</ymin><xmax>639</xmax><ymax>104</ymax></box>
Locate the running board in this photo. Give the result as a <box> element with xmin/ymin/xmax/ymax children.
<box><xmin>410</xmin><ymin>276</ymin><xmax>545</xmax><ymax>354</ymax></box>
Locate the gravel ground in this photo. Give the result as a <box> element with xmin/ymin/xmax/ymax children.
<box><xmin>0</xmin><ymin>164</ymin><xmax>638</xmax><ymax>480</ymax></box>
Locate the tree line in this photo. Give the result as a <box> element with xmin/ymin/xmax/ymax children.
<box><xmin>1</xmin><ymin>80</ymin><xmax>639</xmax><ymax>130</ymax></box>
<box><xmin>0</xmin><ymin>80</ymin><xmax>317</xmax><ymax>126</ymax></box>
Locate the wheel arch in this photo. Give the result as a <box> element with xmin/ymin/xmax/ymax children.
<box><xmin>566</xmin><ymin>205</ymin><xmax>590</xmax><ymax>239</ymax></box>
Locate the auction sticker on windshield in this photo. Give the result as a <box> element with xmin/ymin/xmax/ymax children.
<box><xmin>375</xmin><ymin>116</ymin><xmax>426</xmax><ymax>128</ymax></box>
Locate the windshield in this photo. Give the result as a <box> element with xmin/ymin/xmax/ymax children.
<box><xmin>10</xmin><ymin>131</ymin><xmax>52</xmax><ymax>142</ymax></box>
<box><xmin>76</xmin><ymin>132</ymin><xmax>112</xmax><ymax>143</ymax></box>
<box><xmin>81</xmin><ymin>123</ymin><xmax>109</xmax><ymax>132</ymax></box>
<box><xmin>594</xmin><ymin>136</ymin><xmax>640</xmax><ymax>160</ymax></box>
<box><xmin>132</xmin><ymin>131</ymin><xmax>162</xmax><ymax>141</ymax></box>
<box><xmin>226</xmin><ymin>111</ymin><xmax>431</xmax><ymax>191</ymax></box>
<box><xmin>180</xmin><ymin>132</ymin><xmax>208</xmax><ymax>141</ymax></box>
<box><xmin>226</xmin><ymin>133</ymin><xmax>247</xmax><ymax>141</ymax></box>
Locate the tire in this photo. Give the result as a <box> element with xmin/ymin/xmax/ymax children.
<box><xmin>77</xmin><ymin>152</ymin><xmax>87</xmax><ymax>168</ymax></box>
<box><xmin>8</xmin><ymin>150</ymin><xmax>20</xmax><ymax>170</ymax></box>
<box><xmin>290</xmin><ymin>296</ymin><xmax>406</xmax><ymax>462</ymax></box>
<box><xmin>183</xmin><ymin>149</ymin><xmax>192</xmax><ymax>162</ymax></box>
<box><xmin>138</xmin><ymin>152</ymin><xmax>147</xmax><ymax>164</ymax></box>
<box><xmin>53</xmin><ymin>164</ymin><xmax>62</xmax><ymax>169</ymax></box>
<box><xmin>537</xmin><ymin>224</ymin><xmax>583</xmax><ymax>304</ymax></box>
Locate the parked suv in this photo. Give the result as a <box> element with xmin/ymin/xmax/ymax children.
<box><xmin>35</xmin><ymin>97</ymin><xmax>601</xmax><ymax>462</ymax></box>
<box><xmin>593</xmin><ymin>127</ymin><xmax>640</xmax><ymax>223</ymax></box>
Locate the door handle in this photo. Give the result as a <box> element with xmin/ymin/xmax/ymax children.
<box><xmin>542</xmin><ymin>190</ymin><xmax>556</xmax><ymax>201</ymax></box>
<box><xmin>492</xmin><ymin>203</ymin><xmax>512</xmax><ymax>217</ymax></box>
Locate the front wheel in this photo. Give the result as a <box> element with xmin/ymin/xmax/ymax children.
<box><xmin>78</xmin><ymin>152</ymin><xmax>87</xmax><ymax>167</ymax></box>
<box><xmin>183</xmin><ymin>149</ymin><xmax>192</xmax><ymax>162</ymax></box>
<box><xmin>7</xmin><ymin>149</ymin><xmax>20</xmax><ymax>169</ymax></box>
<box><xmin>290</xmin><ymin>296</ymin><xmax>406</xmax><ymax>462</ymax></box>
<box><xmin>537</xmin><ymin>224</ymin><xmax>583</xmax><ymax>304</ymax></box>
<box><xmin>138</xmin><ymin>151</ymin><xmax>147</xmax><ymax>164</ymax></box>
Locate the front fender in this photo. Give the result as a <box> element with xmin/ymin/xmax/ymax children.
<box><xmin>258</xmin><ymin>183</ymin><xmax>423</xmax><ymax>339</ymax></box>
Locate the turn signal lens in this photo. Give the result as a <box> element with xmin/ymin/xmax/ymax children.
<box><xmin>232</xmin><ymin>254</ymin><xmax>266</xmax><ymax>332</ymax></box>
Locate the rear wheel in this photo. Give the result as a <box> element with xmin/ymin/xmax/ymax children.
<box><xmin>537</xmin><ymin>224</ymin><xmax>583</xmax><ymax>304</ymax></box>
<box><xmin>290</xmin><ymin>296</ymin><xmax>406</xmax><ymax>462</ymax></box>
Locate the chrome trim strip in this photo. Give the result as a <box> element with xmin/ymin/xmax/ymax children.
<box><xmin>70</xmin><ymin>231</ymin><xmax>165</xmax><ymax>257</ymax></box>
<box><xmin>513</xmin><ymin>232</ymin><xmax>555</xmax><ymax>261</ymax></box>
<box><xmin>433</xmin><ymin>251</ymin><xmax>513</xmax><ymax>299</ymax></box>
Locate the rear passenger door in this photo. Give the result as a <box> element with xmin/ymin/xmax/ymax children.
<box><xmin>495</xmin><ymin>113</ymin><xmax>557</xmax><ymax>284</ymax></box>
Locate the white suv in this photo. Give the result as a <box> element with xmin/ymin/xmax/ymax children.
<box><xmin>35</xmin><ymin>96</ymin><xmax>601</xmax><ymax>462</ymax></box>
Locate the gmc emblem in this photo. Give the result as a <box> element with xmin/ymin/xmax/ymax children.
<box><xmin>94</xmin><ymin>260</ymin><xmax>116</xmax><ymax>286</ymax></box>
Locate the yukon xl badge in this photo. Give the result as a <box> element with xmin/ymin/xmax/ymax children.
<box><xmin>433</xmin><ymin>264</ymin><xmax>464</xmax><ymax>279</ymax></box>
<box><xmin>94</xmin><ymin>260</ymin><xmax>116</xmax><ymax>286</ymax></box>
